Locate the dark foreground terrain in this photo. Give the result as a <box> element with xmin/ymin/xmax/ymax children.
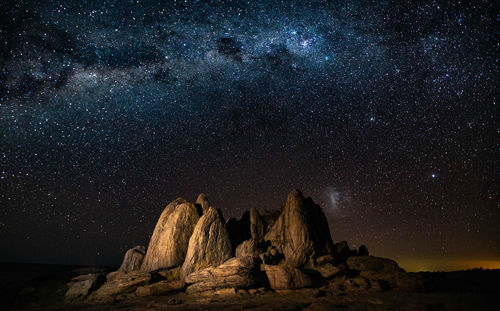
<box><xmin>1</xmin><ymin>263</ymin><xmax>498</xmax><ymax>311</ymax></box>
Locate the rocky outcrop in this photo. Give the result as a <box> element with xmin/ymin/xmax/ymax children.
<box><xmin>65</xmin><ymin>273</ymin><xmax>105</xmax><ymax>301</ymax></box>
<box><xmin>346</xmin><ymin>256</ymin><xmax>400</xmax><ymax>280</ymax></box>
<box><xmin>88</xmin><ymin>270</ymin><xmax>151</xmax><ymax>302</ymax></box>
<box><xmin>264</xmin><ymin>264</ymin><xmax>312</xmax><ymax>289</ymax></box>
<box><xmin>119</xmin><ymin>245</ymin><xmax>145</xmax><ymax>273</ymax></box>
<box><xmin>333</xmin><ymin>241</ymin><xmax>358</xmax><ymax>263</ymax></box>
<box><xmin>136</xmin><ymin>280</ymin><xmax>184</xmax><ymax>297</ymax></box>
<box><xmin>180</xmin><ymin>207</ymin><xmax>232</xmax><ymax>279</ymax></box>
<box><xmin>264</xmin><ymin>190</ymin><xmax>334</xmax><ymax>267</ymax></box>
<box><xmin>250</xmin><ymin>208</ymin><xmax>266</xmax><ymax>239</ymax></box>
<box><xmin>141</xmin><ymin>198</ymin><xmax>201</xmax><ymax>271</ymax></box>
<box><xmin>184</xmin><ymin>256</ymin><xmax>263</xmax><ymax>293</ymax></box>
<box><xmin>196</xmin><ymin>193</ymin><xmax>210</xmax><ymax>214</ymax></box>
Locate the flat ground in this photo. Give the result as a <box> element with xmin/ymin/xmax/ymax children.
<box><xmin>1</xmin><ymin>263</ymin><xmax>498</xmax><ymax>311</ymax></box>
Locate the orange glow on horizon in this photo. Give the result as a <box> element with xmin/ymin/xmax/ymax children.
<box><xmin>398</xmin><ymin>259</ymin><xmax>500</xmax><ymax>272</ymax></box>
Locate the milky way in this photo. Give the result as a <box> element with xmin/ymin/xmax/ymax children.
<box><xmin>0</xmin><ymin>0</ymin><xmax>498</xmax><ymax>269</ymax></box>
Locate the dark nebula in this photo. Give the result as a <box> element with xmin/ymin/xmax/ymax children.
<box><xmin>0</xmin><ymin>0</ymin><xmax>498</xmax><ymax>271</ymax></box>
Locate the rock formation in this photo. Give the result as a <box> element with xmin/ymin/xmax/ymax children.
<box><xmin>263</xmin><ymin>264</ymin><xmax>312</xmax><ymax>289</ymax></box>
<box><xmin>180</xmin><ymin>206</ymin><xmax>232</xmax><ymax>279</ymax></box>
<box><xmin>250</xmin><ymin>208</ymin><xmax>266</xmax><ymax>239</ymax></box>
<box><xmin>65</xmin><ymin>189</ymin><xmax>424</xmax><ymax>303</ymax></box>
<box><xmin>184</xmin><ymin>256</ymin><xmax>263</xmax><ymax>293</ymax></box>
<box><xmin>119</xmin><ymin>245</ymin><xmax>145</xmax><ymax>273</ymax></box>
<box><xmin>264</xmin><ymin>189</ymin><xmax>334</xmax><ymax>267</ymax></box>
<box><xmin>141</xmin><ymin>198</ymin><xmax>201</xmax><ymax>271</ymax></box>
<box><xmin>195</xmin><ymin>193</ymin><xmax>210</xmax><ymax>214</ymax></box>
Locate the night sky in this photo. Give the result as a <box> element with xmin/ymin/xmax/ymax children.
<box><xmin>0</xmin><ymin>0</ymin><xmax>498</xmax><ymax>271</ymax></box>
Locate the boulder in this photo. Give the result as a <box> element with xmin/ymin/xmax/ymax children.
<box><xmin>196</xmin><ymin>193</ymin><xmax>210</xmax><ymax>214</ymax></box>
<box><xmin>152</xmin><ymin>266</ymin><xmax>181</xmax><ymax>282</ymax></box>
<box><xmin>316</xmin><ymin>254</ymin><xmax>335</xmax><ymax>265</ymax></box>
<box><xmin>346</xmin><ymin>256</ymin><xmax>402</xmax><ymax>287</ymax></box>
<box><xmin>250</xmin><ymin>208</ymin><xmax>266</xmax><ymax>239</ymax></box>
<box><xmin>184</xmin><ymin>256</ymin><xmax>263</xmax><ymax>293</ymax></box>
<box><xmin>261</xmin><ymin>245</ymin><xmax>285</xmax><ymax>265</ymax></box>
<box><xmin>88</xmin><ymin>270</ymin><xmax>151</xmax><ymax>302</ymax></box>
<box><xmin>65</xmin><ymin>273</ymin><xmax>105</xmax><ymax>301</ymax></box>
<box><xmin>315</xmin><ymin>263</ymin><xmax>341</xmax><ymax>279</ymax></box>
<box><xmin>136</xmin><ymin>280</ymin><xmax>184</xmax><ymax>297</ymax></box>
<box><xmin>333</xmin><ymin>241</ymin><xmax>357</xmax><ymax>263</ymax></box>
<box><xmin>180</xmin><ymin>207</ymin><xmax>232</xmax><ymax>279</ymax></box>
<box><xmin>346</xmin><ymin>256</ymin><xmax>399</xmax><ymax>277</ymax></box>
<box><xmin>358</xmin><ymin>245</ymin><xmax>369</xmax><ymax>256</ymax></box>
<box><xmin>235</xmin><ymin>238</ymin><xmax>269</xmax><ymax>258</ymax></box>
<box><xmin>263</xmin><ymin>264</ymin><xmax>312</xmax><ymax>289</ymax></box>
<box><xmin>142</xmin><ymin>198</ymin><xmax>201</xmax><ymax>271</ymax></box>
<box><xmin>119</xmin><ymin>245</ymin><xmax>145</xmax><ymax>273</ymax></box>
<box><xmin>264</xmin><ymin>190</ymin><xmax>334</xmax><ymax>267</ymax></box>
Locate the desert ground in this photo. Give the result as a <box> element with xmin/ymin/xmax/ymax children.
<box><xmin>1</xmin><ymin>263</ymin><xmax>498</xmax><ymax>311</ymax></box>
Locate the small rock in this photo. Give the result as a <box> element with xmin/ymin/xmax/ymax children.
<box><xmin>135</xmin><ymin>280</ymin><xmax>184</xmax><ymax>297</ymax></box>
<box><xmin>315</xmin><ymin>263</ymin><xmax>341</xmax><ymax>279</ymax></box>
<box><xmin>263</xmin><ymin>264</ymin><xmax>312</xmax><ymax>289</ymax></box>
<box><xmin>358</xmin><ymin>245</ymin><xmax>369</xmax><ymax>256</ymax></box>
<box><xmin>119</xmin><ymin>245</ymin><xmax>145</xmax><ymax>273</ymax></box>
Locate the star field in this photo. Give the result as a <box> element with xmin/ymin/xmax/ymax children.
<box><xmin>0</xmin><ymin>0</ymin><xmax>498</xmax><ymax>270</ymax></box>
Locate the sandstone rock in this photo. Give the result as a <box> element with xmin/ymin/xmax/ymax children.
<box><xmin>119</xmin><ymin>245</ymin><xmax>145</xmax><ymax>273</ymax></box>
<box><xmin>264</xmin><ymin>190</ymin><xmax>334</xmax><ymax>267</ymax></box>
<box><xmin>196</xmin><ymin>193</ymin><xmax>210</xmax><ymax>214</ymax></box>
<box><xmin>250</xmin><ymin>208</ymin><xmax>266</xmax><ymax>239</ymax></box>
<box><xmin>315</xmin><ymin>263</ymin><xmax>341</xmax><ymax>279</ymax></box>
<box><xmin>135</xmin><ymin>280</ymin><xmax>184</xmax><ymax>297</ymax></box>
<box><xmin>316</xmin><ymin>254</ymin><xmax>335</xmax><ymax>265</ymax></box>
<box><xmin>65</xmin><ymin>273</ymin><xmax>105</xmax><ymax>301</ymax></box>
<box><xmin>358</xmin><ymin>245</ymin><xmax>369</xmax><ymax>256</ymax></box>
<box><xmin>235</xmin><ymin>238</ymin><xmax>269</xmax><ymax>258</ymax></box>
<box><xmin>346</xmin><ymin>256</ymin><xmax>399</xmax><ymax>276</ymax></box>
<box><xmin>152</xmin><ymin>266</ymin><xmax>181</xmax><ymax>282</ymax></box>
<box><xmin>236</xmin><ymin>239</ymin><xmax>258</xmax><ymax>258</ymax></box>
<box><xmin>184</xmin><ymin>256</ymin><xmax>262</xmax><ymax>293</ymax></box>
<box><xmin>263</xmin><ymin>264</ymin><xmax>312</xmax><ymax>289</ymax></box>
<box><xmin>346</xmin><ymin>255</ymin><xmax>401</xmax><ymax>288</ymax></box>
<box><xmin>142</xmin><ymin>198</ymin><xmax>201</xmax><ymax>271</ymax></box>
<box><xmin>333</xmin><ymin>241</ymin><xmax>357</xmax><ymax>263</ymax></box>
<box><xmin>260</xmin><ymin>244</ymin><xmax>285</xmax><ymax>265</ymax></box>
<box><xmin>88</xmin><ymin>270</ymin><xmax>151</xmax><ymax>302</ymax></box>
<box><xmin>181</xmin><ymin>207</ymin><xmax>232</xmax><ymax>279</ymax></box>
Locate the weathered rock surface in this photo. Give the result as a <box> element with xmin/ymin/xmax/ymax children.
<box><xmin>315</xmin><ymin>263</ymin><xmax>341</xmax><ymax>279</ymax></box>
<box><xmin>65</xmin><ymin>273</ymin><xmax>105</xmax><ymax>301</ymax></box>
<box><xmin>135</xmin><ymin>280</ymin><xmax>184</xmax><ymax>297</ymax></box>
<box><xmin>333</xmin><ymin>241</ymin><xmax>357</xmax><ymax>263</ymax></box>
<box><xmin>184</xmin><ymin>256</ymin><xmax>262</xmax><ymax>293</ymax></box>
<box><xmin>330</xmin><ymin>277</ymin><xmax>381</xmax><ymax>292</ymax></box>
<box><xmin>152</xmin><ymin>266</ymin><xmax>181</xmax><ymax>282</ymax></box>
<box><xmin>358</xmin><ymin>245</ymin><xmax>369</xmax><ymax>256</ymax></box>
<box><xmin>141</xmin><ymin>198</ymin><xmax>201</xmax><ymax>271</ymax></box>
<box><xmin>88</xmin><ymin>270</ymin><xmax>151</xmax><ymax>302</ymax></box>
<box><xmin>235</xmin><ymin>238</ymin><xmax>270</xmax><ymax>258</ymax></box>
<box><xmin>180</xmin><ymin>207</ymin><xmax>232</xmax><ymax>279</ymax></box>
<box><xmin>195</xmin><ymin>193</ymin><xmax>210</xmax><ymax>214</ymax></box>
<box><xmin>346</xmin><ymin>256</ymin><xmax>400</xmax><ymax>280</ymax></box>
<box><xmin>264</xmin><ymin>264</ymin><xmax>312</xmax><ymax>289</ymax></box>
<box><xmin>119</xmin><ymin>245</ymin><xmax>145</xmax><ymax>273</ymax></box>
<box><xmin>264</xmin><ymin>190</ymin><xmax>334</xmax><ymax>267</ymax></box>
<box><xmin>250</xmin><ymin>208</ymin><xmax>266</xmax><ymax>239</ymax></box>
